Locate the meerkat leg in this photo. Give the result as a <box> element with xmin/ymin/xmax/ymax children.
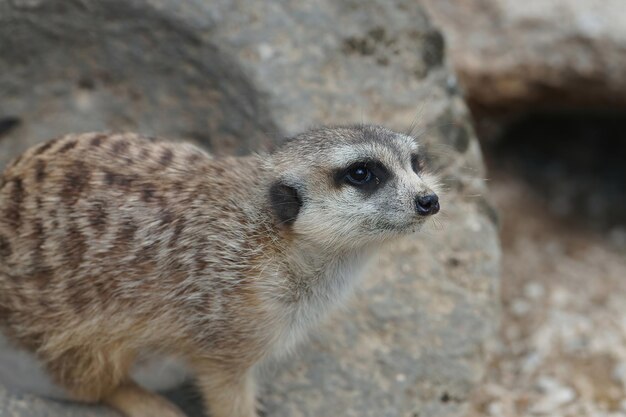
<box><xmin>104</xmin><ymin>381</ymin><xmax>187</xmax><ymax>417</ymax></box>
<box><xmin>44</xmin><ymin>347</ymin><xmax>186</xmax><ymax>417</ymax></box>
<box><xmin>197</xmin><ymin>367</ymin><xmax>258</xmax><ymax>417</ymax></box>
<box><xmin>43</xmin><ymin>347</ymin><xmax>133</xmax><ymax>403</ymax></box>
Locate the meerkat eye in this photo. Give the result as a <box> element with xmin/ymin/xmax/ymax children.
<box><xmin>411</xmin><ymin>154</ymin><xmax>424</xmax><ymax>174</ymax></box>
<box><xmin>334</xmin><ymin>160</ymin><xmax>388</xmax><ymax>190</ymax></box>
<box><xmin>346</xmin><ymin>165</ymin><xmax>372</xmax><ymax>185</ymax></box>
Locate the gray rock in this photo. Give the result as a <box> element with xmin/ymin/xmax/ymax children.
<box><xmin>0</xmin><ymin>0</ymin><xmax>279</xmax><ymax>167</ymax></box>
<box><xmin>422</xmin><ymin>0</ymin><xmax>626</xmax><ymax>114</ymax></box>
<box><xmin>0</xmin><ymin>0</ymin><xmax>500</xmax><ymax>416</ymax></box>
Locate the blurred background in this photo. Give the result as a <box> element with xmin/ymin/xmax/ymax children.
<box><xmin>0</xmin><ymin>1</ymin><xmax>624</xmax><ymax>416</ymax></box>
<box><xmin>423</xmin><ymin>2</ymin><xmax>626</xmax><ymax>416</ymax></box>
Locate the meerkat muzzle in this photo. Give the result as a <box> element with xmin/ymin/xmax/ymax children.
<box><xmin>415</xmin><ymin>194</ymin><xmax>440</xmax><ymax>216</ymax></box>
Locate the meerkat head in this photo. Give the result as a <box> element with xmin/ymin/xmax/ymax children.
<box><xmin>268</xmin><ymin>125</ymin><xmax>441</xmax><ymax>250</ymax></box>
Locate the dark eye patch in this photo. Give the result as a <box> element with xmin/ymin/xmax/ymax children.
<box><xmin>333</xmin><ymin>159</ymin><xmax>389</xmax><ymax>193</ymax></box>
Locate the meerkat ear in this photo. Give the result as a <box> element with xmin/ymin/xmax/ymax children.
<box><xmin>269</xmin><ymin>181</ymin><xmax>302</xmax><ymax>227</ymax></box>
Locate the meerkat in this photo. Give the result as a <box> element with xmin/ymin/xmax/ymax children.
<box><xmin>0</xmin><ymin>125</ymin><xmax>440</xmax><ymax>417</ymax></box>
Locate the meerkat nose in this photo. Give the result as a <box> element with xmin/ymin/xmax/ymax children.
<box><xmin>415</xmin><ymin>194</ymin><xmax>440</xmax><ymax>216</ymax></box>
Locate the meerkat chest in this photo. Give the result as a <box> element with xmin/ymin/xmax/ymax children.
<box><xmin>275</xmin><ymin>252</ymin><xmax>371</xmax><ymax>354</ymax></box>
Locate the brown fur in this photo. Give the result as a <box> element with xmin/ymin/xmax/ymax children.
<box><xmin>0</xmin><ymin>127</ymin><xmax>440</xmax><ymax>417</ymax></box>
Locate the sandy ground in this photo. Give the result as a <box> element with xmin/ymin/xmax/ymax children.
<box><xmin>467</xmin><ymin>116</ymin><xmax>626</xmax><ymax>417</ymax></box>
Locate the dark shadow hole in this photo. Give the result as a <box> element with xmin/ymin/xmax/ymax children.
<box><xmin>484</xmin><ymin>111</ymin><xmax>626</xmax><ymax>231</ymax></box>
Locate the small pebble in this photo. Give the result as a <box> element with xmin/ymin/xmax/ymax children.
<box><xmin>487</xmin><ymin>401</ymin><xmax>503</xmax><ymax>416</ymax></box>
<box><xmin>511</xmin><ymin>298</ymin><xmax>531</xmax><ymax>316</ymax></box>
<box><xmin>521</xmin><ymin>351</ymin><xmax>542</xmax><ymax>374</ymax></box>
<box><xmin>258</xmin><ymin>43</ymin><xmax>275</xmax><ymax>60</ymax></box>
<box><xmin>530</xmin><ymin>377</ymin><xmax>576</xmax><ymax>414</ymax></box>
<box><xmin>612</xmin><ymin>362</ymin><xmax>626</xmax><ymax>386</ymax></box>
<box><xmin>524</xmin><ymin>282</ymin><xmax>545</xmax><ymax>300</ymax></box>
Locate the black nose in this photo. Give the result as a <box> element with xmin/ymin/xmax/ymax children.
<box><xmin>415</xmin><ymin>194</ymin><xmax>440</xmax><ymax>216</ymax></box>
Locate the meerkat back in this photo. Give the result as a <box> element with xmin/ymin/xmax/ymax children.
<box><xmin>0</xmin><ymin>132</ymin><xmax>214</xmax><ymax>332</ymax></box>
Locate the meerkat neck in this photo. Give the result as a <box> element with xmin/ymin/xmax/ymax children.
<box><xmin>280</xmin><ymin>239</ymin><xmax>375</xmax><ymax>305</ymax></box>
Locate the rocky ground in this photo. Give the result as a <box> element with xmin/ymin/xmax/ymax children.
<box><xmin>467</xmin><ymin>114</ymin><xmax>626</xmax><ymax>417</ymax></box>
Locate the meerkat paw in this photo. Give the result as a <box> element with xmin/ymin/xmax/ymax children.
<box><xmin>104</xmin><ymin>381</ymin><xmax>187</xmax><ymax>417</ymax></box>
<box><xmin>197</xmin><ymin>368</ymin><xmax>259</xmax><ymax>417</ymax></box>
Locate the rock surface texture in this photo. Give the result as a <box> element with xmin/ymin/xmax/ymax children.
<box><xmin>0</xmin><ymin>1</ymin><xmax>500</xmax><ymax>416</ymax></box>
<box><xmin>422</xmin><ymin>0</ymin><xmax>626</xmax><ymax>115</ymax></box>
